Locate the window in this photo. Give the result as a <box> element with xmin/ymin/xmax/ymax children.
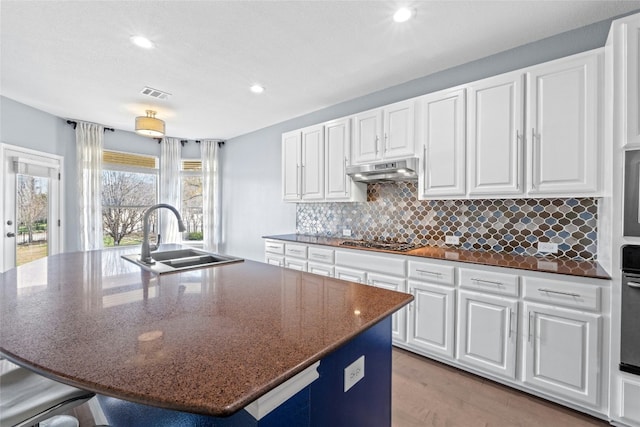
<box><xmin>181</xmin><ymin>160</ymin><xmax>203</xmax><ymax>242</ymax></box>
<box><xmin>102</xmin><ymin>151</ymin><xmax>158</xmax><ymax>247</ymax></box>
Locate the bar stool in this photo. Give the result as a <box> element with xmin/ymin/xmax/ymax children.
<box><xmin>0</xmin><ymin>360</ymin><xmax>94</xmax><ymax>427</ymax></box>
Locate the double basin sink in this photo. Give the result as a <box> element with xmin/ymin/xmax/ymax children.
<box><xmin>122</xmin><ymin>248</ymin><xmax>243</xmax><ymax>274</ymax></box>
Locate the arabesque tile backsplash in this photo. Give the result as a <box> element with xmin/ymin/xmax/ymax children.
<box><xmin>296</xmin><ymin>182</ymin><xmax>598</xmax><ymax>260</ymax></box>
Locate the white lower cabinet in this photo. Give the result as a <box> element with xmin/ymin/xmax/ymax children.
<box><xmin>456</xmin><ymin>290</ymin><xmax>518</xmax><ymax>379</ymax></box>
<box><xmin>368</xmin><ymin>272</ymin><xmax>407</xmax><ymax>343</ymax></box>
<box><xmin>407</xmin><ymin>281</ymin><xmax>455</xmax><ymax>358</ymax></box>
<box><xmin>307</xmin><ymin>262</ymin><xmax>333</xmax><ymax>277</ymax></box>
<box><xmin>334</xmin><ymin>266</ymin><xmax>366</xmax><ymax>284</ymax></box>
<box><xmin>522</xmin><ymin>301</ymin><xmax>601</xmax><ymax>406</ymax></box>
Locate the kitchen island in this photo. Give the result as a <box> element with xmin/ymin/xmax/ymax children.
<box><xmin>0</xmin><ymin>248</ymin><xmax>412</xmax><ymax>426</ymax></box>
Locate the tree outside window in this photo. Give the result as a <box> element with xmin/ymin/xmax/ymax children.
<box><xmin>181</xmin><ymin>160</ymin><xmax>203</xmax><ymax>242</ymax></box>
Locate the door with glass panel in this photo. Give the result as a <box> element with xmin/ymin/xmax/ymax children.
<box><xmin>1</xmin><ymin>145</ymin><xmax>62</xmax><ymax>272</ymax></box>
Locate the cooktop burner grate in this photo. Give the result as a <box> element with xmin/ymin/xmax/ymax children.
<box><xmin>339</xmin><ymin>240</ymin><xmax>418</xmax><ymax>252</ymax></box>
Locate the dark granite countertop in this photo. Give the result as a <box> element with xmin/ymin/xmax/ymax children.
<box><xmin>0</xmin><ymin>248</ymin><xmax>412</xmax><ymax>417</ymax></box>
<box><xmin>264</xmin><ymin>234</ymin><xmax>611</xmax><ymax>280</ymax></box>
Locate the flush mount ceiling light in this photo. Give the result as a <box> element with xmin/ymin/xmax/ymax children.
<box><xmin>130</xmin><ymin>35</ymin><xmax>155</xmax><ymax>49</ymax></box>
<box><xmin>250</xmin><ymin>84</ymin><xmax>265</xmax><ymax>94</ymax></box>
<box><xmin>135</xmin><ymin>110</ymin><xmax>165</xmax><ymax>137</ymax></box>
<box><xmin>393</xmin><ymin>7</ymin><xmax>415</xmax><ymax>23</ymax></box>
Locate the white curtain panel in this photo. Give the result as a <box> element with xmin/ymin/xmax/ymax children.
<box><xmin>160</xmin><ymin>137</ymin><xmax>182</xmax><ymax>243</ymax></box>
<box><xmin>76</xmin><ymin>121</ymin><xmax>104</xmax><ymax>251</ymax></box>
<box><xmin>201</xmin><ymin>140</ymin><xmax>220</xmax><ymax>252</ymax></box>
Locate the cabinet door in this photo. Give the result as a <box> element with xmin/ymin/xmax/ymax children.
<box><xmin>621</xmin><ymin>14</ymin><xmax>640</xmax><ymax>145</ymax></box>
<box><xmin>282</xmin><ymin>131</ymin><xmax>301</xmax><ymax>201</ymax></box>
<box><xmin>419</xmin><ymin>88</ymin><xmax>466</xmax><ymax>198</ymax></box>
<box><xmin>407</xmin><ymin>281</ymin><xmax>455</xmax><ymax>358</ymax></box>
<box><xmin>523</xmin><ymin>302</ymin><xmax>600</xmax><ymax>406</ymax></box>
<box><xmin>368</xmin><ymin>272</ymin><xmax>407</xmax><ymax>343</ymax></box>
<box><xmin>527</xmin><ymin>51</ymin><xmax>600</xmax><ymax>195</ymax></box>
<box><xmin>383</xmin><ymin>99</ymin><xmax>415</xmax><ymax>160</ymax></box>
<box><xmin>468</xmin><ymin>72</ymin><xmax>524</xmax><ymax>196</ymax></box>
<box><xmin>353</xmin><ymin>109</ymin><xmax>383</xmax><ymax>164</ymax></box>
<box><xmin>301</xmin><ymin>125</ymin><xmax>324</xmax><ymax>200</ymax></box>
<box><xmin>456</xmin><ymin>290</ymin><xmax>518</xmax><ymax>379</ymax></box>
<box><xmin>334</xmin><ymin>266</ymin><xmax>366</xmax><ymax>284</ymax></box>
<box><xmin>325</xmin><ymin>118</ymin><xmax>351</xmax><ymax>200</ymax></box>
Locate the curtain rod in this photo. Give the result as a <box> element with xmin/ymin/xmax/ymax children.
<box><xmin>155</xmin><ymin>138</ymin><xmax>225</xmax><ymax>148</ymax></box>
<box><xmin>66</xmin><ymin>120</ymin><xmax>114</xmax><ymax>133</ymax></box>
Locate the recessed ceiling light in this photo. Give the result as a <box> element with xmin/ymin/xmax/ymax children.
<box><xmin>393</xmin><ymin>7</ymin><xmax>415</xmax><ymax>23</ymax></box>
<box><xmin>250</xmin><ymin>84</ymin><xmax>265</xmax><ymax>94</ymax></box>
<box><xmin>130</xmin><ymin>35</ymin><xmax>155</xmax><ymax>49</ymax></box>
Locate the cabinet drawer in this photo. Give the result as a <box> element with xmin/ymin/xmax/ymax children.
<box><xmin>265</xmin><ymin>254</ymin><xmax>284</xmax><ymax>267</ymax></box>
<box><xmin>408</xmin><ymin>260</ymin><xmax>454</xmax><ymax>286</ymax></box>
<box><xmin>308</xmin><ymin>262</ymin><xmax>334</xmax><ymax>277</ymax></box>
<box><xmin>335</xmin><ymin>250</ymin><xmax>405</xmax><ymax>276</ymax></box>
<box><xmin>522</xmin><ymin>277</ymin><xmax>601</xmax><ymax>312</ymax></box>
<box><xmin>308</xmin><ymin>246</ymin><xmax>335</xmax><ymax>264</ymax></box>
<box><xmin>460</xmin><ymin>268</ymin><xmax>519</xmax><ymax>297</ymax></box>
<box><xmin>264</xmin><ymin>240</ymin><xmax>285</xmax><ymax>255</ymax></box>
<box><xmin>285</xmin><ymin>258</ymin><xmax>307</xmax><ymax>272</ymax></box>
<box><xmin>285</xmin><ymin>243</ymin><xmax>308</xmax><ymax>259</ymax></box>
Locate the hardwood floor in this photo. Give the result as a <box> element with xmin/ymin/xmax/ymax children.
<box><xmin>392</xmin><ymin>348</ymin><xmax>609</xmax><ymax>427</ymax></box>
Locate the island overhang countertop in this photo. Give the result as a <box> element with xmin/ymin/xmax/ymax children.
<box><xmin>0</xmin><ymin>249</ymin><xmax>412</xmax><ymax>417</ymax></box>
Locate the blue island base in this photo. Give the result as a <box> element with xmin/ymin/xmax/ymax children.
<box><xmin>97</xmin><ymin>316</ymin><xmax>392</xmax><ymax>427</ymax></box>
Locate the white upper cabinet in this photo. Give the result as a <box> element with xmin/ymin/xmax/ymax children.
<box><xmin>352</xmin><ymin>99</ymin><xmax>415</xmax><ymax>164</ymax></box>
<box><xmin>324</xmin><ymin>118</ymin><xmax>366</xmax><ymax>201</ymax></box>
<box><xmin>418</xmin><ymin>87</ymin><xmax>466</xmax><ymax>199</ymax></box>
<box><xmin>353</xmin><ymin>109</ymin><xmax>383</xmax><ymax>164</ymax></box>
<box><xmin>526</xmin><ymin>51</ymin><xmax>601</xmax><ymax>195</ymax></box>
<box><xmin>282</xmin><ymin>120</ymin><xmax>364</xmax><ymax>203</ymax></box>
<box><xmin>301</xmin><ymin>124</ymin><xmax>324</xmax><ymax>201</ymax></box>
<box><xmin>467</xmin><ymin>71</ymin><xmax>524</xmax><ymax>196</ymax></box>
<box><xmin>282</xmin><ymin>130</ymin><xmax>302</xmax><ymax>201</ymax></box>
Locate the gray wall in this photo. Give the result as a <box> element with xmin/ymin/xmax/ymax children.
<box><xmin>221</xmin><ymin>17</ymin><xmax>616</xmax><ymax>262</ymax></box>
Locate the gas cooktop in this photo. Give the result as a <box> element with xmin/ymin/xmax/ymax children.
<box><xmin>339</xmin><ymin>240</ymin><xmax>419</xmax><ymax>252</ymax></box>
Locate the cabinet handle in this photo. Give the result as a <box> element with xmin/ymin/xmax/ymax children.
<box><xmin>422</xmin><ymin>145</ymin><xmax>428</xmax><ymax>188</ymax></box>
<box><xmin>296</xmin><ymin>164</ymin><xmax>301</xmax><ymax>197</ymax></box>
<box><xmin>384</xmin><ymin>133</ymin><xmax>389</xmax><ymax>152</ymax></box>
<box><xmin>508</xmin><ymin>308</ymin><xmax>513</xmax><ymax>338</ymax></box>
<box><xmin>528</xmin><ymin>311</ymin><xmax>533</xmax><ymax>343</ymax></box>
<box><xmin>267</xmin><ymin>245</ymin><xmax>280</xmax><ymax>249</ymax></box>
<box><xmin>375</xmin><ymin>136</ymin><xmax>380</xmax><ymax>155</ymax></box>
<box><xmin>311</xmin><ymin>254</ymin><xmax>328</xmax><ymax>259</ymax></box>
<box><xmin>416</xmin><ymin>269</ymin><xmax>442</xmax><ymax>277</ymax></box>
<box><xmin>538</xmin><ymin>288</ymin><xmax>580</xmax><ymax>298</ymax></box>
<box><xmin>471</xmin><ymin>278</ymin><xmax>503</xmax><ymax>287</ymax></box>
<box><xmin>531</xmin><ymin>128</ymin><xmax>538</xmax><ymax>191</ymax></box>
<box><xmin>301</xmin><ymin>164</ymin><xmax>305</xmax><ymax>196</ymax></box>
<box><xmin>344</xmin><ymin>157</ymin><xmax>348</xmax><ymax>195</ymax></box>
<box><xmin>516</xmin><ymin>131</ymin><xmax>522</xmax><ymax>190</ymax></box>
<box><xmin>288</xmin><ymin>249</ymin><xmax>303</xmax><ymax>254</ymax></box>
<box><xmin>627</xmin><ymin>282</ymin><xmax>640</xmax><ymax>288</ymax></box>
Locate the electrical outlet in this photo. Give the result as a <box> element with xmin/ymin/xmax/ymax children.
<box><xmin>342</xmin><ymin>229</ymin><xmax>352</xmax><ymax>237</ymax></box>
<box><xmin>445</xmin><ymin>235</ymin><xmax>460</xmax><ymax>245</ymax></box>
<box><xmin>344</xmin><ymin>355</ymin><xmax>365</xmax><ymax>392</ymax></box>
<box><xmin>537</xmin><ymin>242</ymin><xmax>558</xmax><ymax>254</ymax></box>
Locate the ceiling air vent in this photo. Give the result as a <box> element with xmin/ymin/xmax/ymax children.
<box><xmin>140</xmin><ymin>86</ymin><xmax>171</xmax><ymax>100</ymax></box>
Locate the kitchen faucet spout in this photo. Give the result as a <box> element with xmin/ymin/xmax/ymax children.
<box><xmin>140</xmin><ymin>204</ymin><xmax>186</xmax><ymax>264</ymax></box>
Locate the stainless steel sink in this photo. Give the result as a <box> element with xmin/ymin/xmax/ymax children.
<box><xmin>122</xmin><ymin>248</ymin><xmax>243</xmax><ymax>274</ymax></box>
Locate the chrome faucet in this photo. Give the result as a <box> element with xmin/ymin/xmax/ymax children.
<box><xmin>140</xmin><ymin>204</ymin><xmax>186</xmax><ymax>264</ymax></box>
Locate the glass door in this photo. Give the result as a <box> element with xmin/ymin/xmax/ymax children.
<box><xmin>2</xmin><ymin>145</ymin><xmax>62</xmax><ymax>272</ymax></box>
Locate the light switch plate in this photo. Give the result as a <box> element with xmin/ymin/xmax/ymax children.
<box><xmin>344</xmin><ymin>355</ymin><xmax>365</xmax><ymax>392</ymax></box>
<box><xmin>342</xmin><ymin>229</ymin><xmax>352</xmax><ymax>237</ymax></box>
<box><xmin>537</xmin><ymin>242</ymin><xmax>558</xmax><ymax>254</ymax></box>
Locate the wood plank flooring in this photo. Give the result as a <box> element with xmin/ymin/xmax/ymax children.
<box><xmin>392</xmin><ymin>348</ymin><xmax>609</xmax><ymax>427</ymax></box>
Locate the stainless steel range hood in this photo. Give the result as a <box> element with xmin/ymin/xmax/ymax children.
<box><xmin>346</xmin><ymin>157</ymin><xmax>418</xmax><ymax>183</ymax></box>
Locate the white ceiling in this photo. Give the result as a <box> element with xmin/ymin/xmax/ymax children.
<box><xmin>2</xmin><ymin>1</ymin><xmax>639</xmax><ymax>140</ymax></box>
